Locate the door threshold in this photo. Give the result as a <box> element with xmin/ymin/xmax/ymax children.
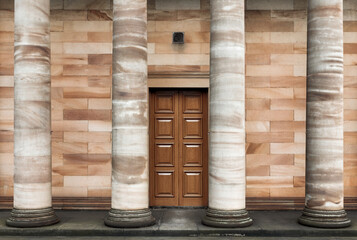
<box><xmin>151</xmin><ymin>206</ymin><xmax>206</xmax><ymax>209</ymax></box>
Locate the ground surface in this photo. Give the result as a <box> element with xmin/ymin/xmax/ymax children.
<box><xmin>0</xmin><ymin>209</ymin><xmax>356</xmax><ymax>238</ymax></box>
<box><xmin>1</xmin><ymin>237</ymin><xmax>356</xmax><ymax>240</ymax></box>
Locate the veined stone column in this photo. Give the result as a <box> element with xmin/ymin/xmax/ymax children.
<box><xmin>202</xmin><ymin>0</ymin><xmax>252</xmax><ymax>228</ymax></box>
<box><xmin>104</xmin><ymin>0</ymin><xmax>155</xmax><ymax>228</ymax></box>
<box><xmin>6</xmin><ymin>0</ymin><xmax>59</xmax><ymax>228</ymax></box>
<box><xmin>298</xmin><ymin>0</ymin><xmax>351</xmax><ymax>228</ymax></box>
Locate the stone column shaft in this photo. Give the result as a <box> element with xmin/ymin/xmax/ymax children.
<box><xmin>6</xmin><ymin>0</ymin><xmax>59</xmax><ymax>228</ymax></box>
<box><xmin>202</xmin><ymin>0</ymin><xmax>252</xmax><ymax>228</ymax></box>
<box><xmin>104</xmin><ymin>0</ymin><xmax>155</xmax><ymax>228</ymax></box>
<box><xmin>298</xmin><ymin>0</ymin><xmax>350</xmax><ymax>228</ymax></box>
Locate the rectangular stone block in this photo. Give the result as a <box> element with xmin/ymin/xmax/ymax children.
<box><xmin>270</xmin><ymin>165</ymin><xmax>305</xmax><ymax>176</ymax></box>
<box><xmin>52</xmin><ymin>187</ymin><xmax>87</xmax><ymax>197</ymax></box>
<box><xmin>51</xmin><ymin>32</ymin><xmax>88</xmax><ymax>42</ymax></box>
<box><xmin>88</xmin><ymin>187</ymin><xmax>111</xmax><ymax>197</ymax></box>
<box><xmin>246</xmin><ymin>165</ymin><xmax>270</xmax><ymax>176</ymax></box>
<box><xmin>52</xmin><ymin>120</ymin><xmax>88</xmax><ymax>131</ymax></box>
<box><xmin>247</xmin><ymin>110</ymin><xmax>294</xmax><ymax>121</ymax></box>
<box><xmin>88</xmin><ymin>164</ymin><xmax>111</xmax><ymax>176</ymax></box>
<box><xmin>87</xmin><ymin>32</ymin><xmax>112</xmax><ymax>43</ymax></box>
<box><xmin>52</xmin><ymin>98</ymin><xmax>88</xmax><ymax>110</ymax></box>
<box><xmin>88</xmin><ymin>54</ymin><xmax>112</xmax><ymax>65</ymax></box>
<box><xmin>270</xmin><ymin>187</ymin><xmax>304</xmax><ymax>197</ymax></box>
<box><xmin>246</xmin><ymin>143</ymin><xmax>270</xmax><ymax>154</ymax></box>
<box><xmin>64</xmin><ymin>0</ymin><xmax>110</xmax><ymax>10</ymax></box>
<box><xmin>64</xmin><ymin>132</ymin><xmax>111</xmax><ymax>143</ymax></box>
<box><xmin>88</xmin><ymin>76</ymin><xmax>112</xmax><ymax>87</ymax></box>
<box><xmin>64</xmin><ymin>21</ymin><xmax>112</xmax><ymax>32</ymax></box>
<box><xmin>51</xmin><ymin>55</ymin><xmax>88</xmax><ymax>66</ymax></box>
<box><xmin>247</xmin><ymin>176</ymin><xmax>293</xmax><ymax>188</ymax></box>
<box><xmin>50</xmin><ymin>10</ymin><xmax>87</xmax><ymax>21</ymax></box>
<box><xmin>246</xmin><ymin>99</ymin><xmax>270</xmax><ymax>110</ymax></box>
<box><xmin>246</xmin><ymin>88</ymin><xmax>294</xmax><ymax>99</ymax></box>
<box><xmin>63</xmin><ymin>43</ymin><xmax>112</xmax><ymax>54</ymax></box>
<box><xmin>247</xmin><ymin>132</ymin><xmax>294</xmax><ymax>143</ymax></box>
<box><xmin>88</xmin><ymin>120</ymin><xmax>111</xmax><ymax>132</ymax></box>
<box><xmin>63</xmin><ymin>154</ymin><xmax>111</xmax><ymax>165</ymax></box>
<box><xmin>63</xmin><ymin>109</ymin><xmax>111</xmax><ymax>121</ymax></box>
<box><xmin>88</xmin><ymin>142</ymin><xmax>111</xmax><ymax>154</ymax></box>
<box><xmin>51</xmin><ymin>0</ymin><xmax>64</xmax><ymax>10</ymax></box>
<box><xmin>87</xmin><ymin>10</ymin><xmax>113</xmax><ymax>21</ymax></box>
<box><xmin>270</xmin><ymin>121</ymin><xmax>305</xmax><ymax>132</ymax></box>
<box><xmin>88</xmin><ymin>99</ymin><xmax>111</xmax><ymax>109</ymax></box>
<box><xmin>270</xmin><ymin>143</ymin><xmax>305</xmax><ymax>154</ymax></box>
<box><xmin>246</xmin><ymin>188</ymin><xmax>270</xmax><ymax>197</ymax></box>
<box><xmin>246</xmin><ymin>0</ymin><xmax>294</xmax><ymax>10</ymax></box>
<box><xmin>247</xmin><ymin>154</ymin><xmax>294</xmax><ymax>166</ymax></box>
<box><xmin>246</xmin><ymin>121</ymin><xmax>270</xmax><ymax>133</ymax></box>
<box><xmin>246</xmin><ymin>54</ymin><xmax>271</xmax><ymax>65</ymax></box>
<box><xmin>271</xmin><ymin>99</ymin><xmax>305</xmax><ymax>110</ymax></box>
<box><xmin>52</xmin><ymin>142</ymin><xmax>87</xmax><ymax>154</ymax></box>
<box><xmin>246</xmin><ymin>77</ymin><xmax>270</xmax><ymax>88</ymax></box>
<box><xmin>63</xmin><ymin>87</ymin><xmax>111</xmax><ymax>98</ymax></box>
<box><xmin>155</xmin><ymin>0</ymin><xmax>200</xmax><ymax>10</ymax></box>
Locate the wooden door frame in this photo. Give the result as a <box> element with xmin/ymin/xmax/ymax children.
<box><xmin>148</xmin><ymin>87</ymin><xmax>209</xmax><ymax>207</ymax></box>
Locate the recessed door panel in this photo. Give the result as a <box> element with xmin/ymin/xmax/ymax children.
<box><xmin>183</xmin><ymin>143</ymin><xmax>202</xmax><ymax>167</ymax></box>
<box><xmin>183</xmin><ymin>171</ymin><xmax>203</xmax><ymax>198</ymax></box>
<box><xmin>155</xmin><ymin>117</ymin><xmax>174</xmax><ymax>138</ymax></box>
<box><xmin>155</xmin><ymin>143</ymin><xmax>174</xmax><ymax>167</ymax></box>
<box><xmin>155</xmin><ymin>91</ymin><xmax>175</xmax><ymax>113</ymax></box>
<box><xmin>154</xmin><ymin>171</ymin><xmax>175</xmax><ymax>198</ymax></box>
<box><xmin>183</xmin><ymin>117</ymin><xmax>202</xmax><ymax>139</ymax></box>
<box><xmin>183</xmin><ymin>91</ymin><xmax>202</xmax><ymax>113</ymax></box>
<box><xmin>150</xmin><ymin>89</ymin><xmax>207</xmax><ymax>207</ymax></box>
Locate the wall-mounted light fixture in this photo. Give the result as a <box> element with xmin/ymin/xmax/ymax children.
<box><xmin>172</xmin><ymin>32</ymin><xmax>184</xmax><ymax>44</ymax></box>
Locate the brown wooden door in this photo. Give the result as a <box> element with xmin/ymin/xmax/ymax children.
<box><xmin>149</xmin><ymin>89</ymin><xmax>208</xmax><ymax>206</ymax></box>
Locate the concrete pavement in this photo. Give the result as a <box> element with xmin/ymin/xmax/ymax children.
<box><xmin>0</xmin><ymin>209</ymin><xmax>356</xmax><ymax>237</ymax></box>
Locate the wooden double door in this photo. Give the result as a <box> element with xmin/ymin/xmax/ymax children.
<box><xmin>149</xmin><ymin>89</ymin><xmax>208</xmax><ymax>206</ymax></box>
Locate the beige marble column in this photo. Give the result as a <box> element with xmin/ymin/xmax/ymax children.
<box><xmin>298</xmin><ymin>0</ymin><xmax>350</xmax><ymax>228</ymax></box>
<box><xmin>104</xmin><ymin>0</ymin><xmax>155</xmax><ymax>228</ymax></box>
<box><xmin>6</xmin><ymin>0</ymin><xmax>59</xmax><ymax>228</ymax></box>
<box><xmin>202</xmin><ymin>0</ymin><xmax>252</xmax><ymax>228</ymax></box>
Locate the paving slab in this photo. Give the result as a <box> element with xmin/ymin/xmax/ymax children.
<box><xmin>0</xmin><ymin>209</ymin><xmax>356</xmax><ymax>237</ymax></box>
<box><xmin>1</xmin><ymin>238</ymin><xmax>357</xmax><ymax>240</ymax></box>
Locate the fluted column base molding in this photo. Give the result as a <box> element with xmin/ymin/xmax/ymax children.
<box><xmin>104</xmin><ymin>208</ymin><xmax>155</xmax><ymax>228</ymax></box>
<box><xmin>298</xmin><ymin>207</ymin><xmax>351</xmax><ymax>228</ymax></box>
<box><xmin>202</xmin><ymin>208</ymin><xmax>253</xmax><ymax>228</ymax></box>
<box><xmin>6</xmin><ymin>207</ymin><xmax>59</xmax><ymax>228</ymax></box>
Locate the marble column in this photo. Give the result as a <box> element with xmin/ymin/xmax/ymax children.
<box><xmin>104</xmin><ymin>0</ymin><xmax>155</xmax><ymax>228</ymax></box>
<box><xmin>6</xmin><ymin>0</ymin><xmax>59</xmax><ymax>228</ymax></box>
<box><xmin>202</xmin><ymin>0</ymin><xmax>252</xmax><ymax>228</ymax></box>
<box><xmin>298</xmin><ymin>0</ymin><xmax>351</xmax><ymax>228</ymax></box>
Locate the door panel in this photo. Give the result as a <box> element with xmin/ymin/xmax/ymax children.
<box><xmin>183</xmin><ymin>143</ymin><xmax>202</xmax><ymax>167</ymax></box>
<box><xmin>155</xmin><ymin>117</ymin><xmax>175</xmax><ymax>139</ymax></box>
<box><xmin>155</xmin><ymin>92</ymin><xmax>175</xmax><ymax>113</ymax></box>
<box><xmin>183</xmin><ymin>170</ymin><xmax>203</xmax><ymax>197</ymax></box>
<box><xmin>150</xmin><ymin>89</ymin><xmax>208</xmax><ymax>207</ymax></box>
<box><xmin>183</xmin><ymin>117</ymin><xmax>203</xmax><ymax>139</ymax></box>
<box><xmin>155</xmin><ymin>143</ymin><xmax>174</xmax><ymax>167</ymax></box>
<box><xmin>182</xmin><ymin>91</ymin><xmax>202</xmax><ymax>113</ymax></box>
<box><xmin>154</xmin><ymin>170</ymin><xmax>175</xmax><ymax>198</ymax></box>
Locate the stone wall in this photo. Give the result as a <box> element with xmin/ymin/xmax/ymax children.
<box><xmin>0</xmin><ymin>0</ymin><xmax>356</xmax><ymax>202</ymax></box>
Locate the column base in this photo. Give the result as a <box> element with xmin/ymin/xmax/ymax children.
<box><xmin>202</xmin><ymin>208</ymin><xmax>253</xmax><ymax>228</ymax></box>
<box><xmin>298</xmin><ymin>207</ymin><xmax>351</xmax><ymax>228</ymax></box>
<box><xmin>6</xmin><ymin>207</ymin><xmax>59</xmax><ymax>228</ymax></box>
<box><xmin>104</xmin><ymin>208</ymin><xmax>156</xmax><ymax>228</ymax></box>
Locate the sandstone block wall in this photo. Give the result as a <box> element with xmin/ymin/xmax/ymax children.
<box><xmin>0</xmin><ymin>0</ymin><xmax>356</xmax><ymax>201</ymax></box>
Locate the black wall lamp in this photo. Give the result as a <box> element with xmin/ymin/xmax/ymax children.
<box><xmin>172</xmin><ymin>32</ymin><xmax>184</xmax><ymax>44</ymax></box>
